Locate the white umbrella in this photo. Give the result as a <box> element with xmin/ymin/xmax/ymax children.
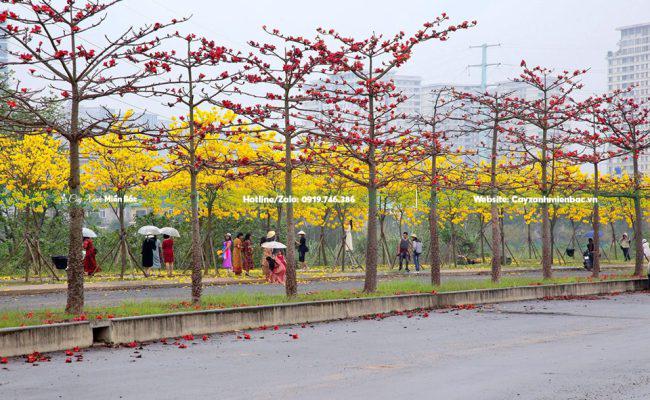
<box><xmin>82</xmin><ymin>227</ymin><xmax>97</xmax><ymax>238</ymax></box>
<box><xmin>137</xmin><ymin>225</ymin><xmax>161</xmax><ymax>236</ymax></box>
<box><xmin>160</xmin><ymin>227</ymin><xmax>180</xmax><ymax>238</ymax></box>
<box><xmin>261</xmin><ymin>241</ymin><xmax>287</xmax><ymax>249</ymax></box>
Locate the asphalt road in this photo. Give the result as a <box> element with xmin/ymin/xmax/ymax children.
<box><xmin>3</xmin><ymin>292</ymin><xmax>650</xmax><ymax>399</ymax></box>
<box><xmin>0</xmin><ymin>269</ymin><xmax>603</xmax><ymax>310</ymax></box>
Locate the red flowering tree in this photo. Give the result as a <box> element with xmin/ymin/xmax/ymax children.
<box><xmin>456</xmin><ymin>88</ymin><xmax>519</xmax><ymax>282</ymax></box>
<box><xmin>563</xmin><ymin>100</ymin><xmax>617</xmax><ymax>278</ymax></box>
<box><xmin>235</xmin><ymin>27</ymin><xmax>325</xmax><ymax>296</ymax></box>
<box><xmin>306</xmin><ymin>16</ymin><xmax>476</xmax><ymax>292</ymax></box>
<box><xmin>413</xmin><ymin>87</ymin><xmax>466</xmax><ymax>285</ymax></box>
<box><xmin>506</xmin><ymin>63</ymin><xmax>595</xmax><ymax>279</ymax></box>
<box><xmin>0</xmin><ymin>0</ymin><xmax>184</xmax><ymax>313</ymax></box>
<box><xmin>137</xmin><ymin>32</ymin><xmax>243</xmax><ymax>303</ymax></box>
<box><xmin>597</xmin><ymin>93</ymin><xmax>650</xmax><ymax>276</ymax></box>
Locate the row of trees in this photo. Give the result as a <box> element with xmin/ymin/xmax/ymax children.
<box><xmin>0</xmin><ymin>1</ymin><xmax>648</xmax><ymax>314</ymax></box>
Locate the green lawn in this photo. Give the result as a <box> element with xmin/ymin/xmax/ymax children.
<box><xmin>0</xmin><ymin>274</ymin><xmax>632</xmax><ymax>330</ymax></box>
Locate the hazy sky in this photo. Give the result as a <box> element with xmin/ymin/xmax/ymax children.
<box><xmin>25</xmin><ymin>0</ymin><xmax>650</xmax><ymax>117</ymax></box>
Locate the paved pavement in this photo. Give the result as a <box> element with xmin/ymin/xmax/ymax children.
<box><xmin>0</xmin><ymin>268</ymin><xmax>621</xmax><ymax>310</ymax></box>
<box><xmin>2</xmin><ymin>292</ymin><xmax>650</xmax><ymax>399</ymax></box>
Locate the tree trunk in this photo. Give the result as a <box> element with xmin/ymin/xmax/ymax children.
<box><xmin>489</xmin><ymin>124</ymin><xmax>501</xmax><ymax>282</ymax></box>
<box><xmin>592</xmin><ymin>163</ymin><xmax>601</xmax><ymax>278</ymax></box>
<box><xmin>118</xmin><ymin>198</ymin><xmax>127</xmax><ymax>279</ymax></box>
<box><xmin>204</xmin><ymin>203</ymin><xmax>213</xmax><ymax>275</ymax></box>
<box><xmin>632</xmin><ymin>154</ymin><xmax>644</xmax><ymax>276</ymax></box>
<box><xmin>284</xmin><ymin>132</ymin><xmax>297</xmax><ymax>296</ymax></box>
<box><xmin>65</xmin><ymin>137</ymin><xmax>85</xmax><ymax>314</ymax></box>
<box><xmin>479</xmin><ymin>215</ymin><xmax>485</xmax><ymax>264</ymax></box>
<box><xmin>490</xmin><ymin>204</ymin><xmax>501</xmax><ymax>282</ymax></box>
<box><xmin>363</xmin><ymin>184</ymin><xmax>379</xmax><ymax>292</ymax></box>
<box><xmin>527</xmin><ymin>221</ymin><xmax>533</xmax><ymax>259</ymax></box>
<box><xmin>429</xmin><ymin>155</ymin><xmax>441</xmax><ymax>285</ymax></box>
<box><xmin>450</xmin><ymin>219</ymin><xmax>457</xmax><ymax>268</ymax></box>
<box><xmin>190</xmin><ymin>168</ymin><xmax>203</xmax><ymax>303</ymax></box>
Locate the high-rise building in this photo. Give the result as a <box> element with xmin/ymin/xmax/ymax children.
<box><xmin>421</xmin><ymin>80</ymin><xmax>536</xmax><ymax>161</ymax></box>
<box><xmin>0</xmin><ymin>23</ymin><xmax>9</xmax><ymax>75</ymax></box>
<box><xmin>606</xmin><ymin>22</ymin><xmax>650</xmax><ymax>176</ymax></box>
<box><xmin>607</xmin><ymin>22</ymin><xmax>650</xmax><ymax>103</ymax></box>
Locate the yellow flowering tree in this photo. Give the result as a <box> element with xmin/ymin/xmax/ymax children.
<box><xmin>82</xmin><ymin>130</ymin><xmax>160</xmax><ymax>278</ymax></box>
<box><xmin>0</xmin><ymin>134</ymin><xmax>68</xmax><ymax>280</ymax></box>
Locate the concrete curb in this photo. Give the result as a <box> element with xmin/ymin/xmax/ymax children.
<box><xmin>1</xmin><ymin>278</ymin><xmax>646</xmax><ymax>357</ymax></box>
<box><xmin>0</xmin><ymin>265</ymin><xmax>633</xmax><ymax>296</ymax></box>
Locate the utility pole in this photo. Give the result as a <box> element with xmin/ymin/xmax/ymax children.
<box><xmin>468</xmin><ymin>43</ymin><xmax>501</xmax><ymax>91</ymax></box>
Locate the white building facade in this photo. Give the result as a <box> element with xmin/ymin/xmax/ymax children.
<box><xmin>606</xmin><ymin>22</ymin><xmax>650</xmax><ymax>175</ymax></box>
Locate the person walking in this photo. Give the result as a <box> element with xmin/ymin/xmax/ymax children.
<box><xmin>222</xmin><ymin>233</ymin><xmax>233</xmax><ymax>270</ymax></box>
<box><xmin>233</xmin><ymin>233</ymin><xmax>243</xmax><ymax>275</ymax></box>
<box><xmin>620</xmin><ymin>233</ymin><xmax>631</xmax><ymax>261</ymax></box>
<box><xmin>296</xmin><ymin>230</ymin><xmax>309</xmax><ymax>269</ymax></box>
<box><xmin>411</xmin><ymin>234</ymin><xmax>423</xmax><ymax>272</ymax></box>
<box><xmin>141</xmin><ymin>235</ymin><xmax>156</xmax><ymax>277</ymax></box>
<box><xmin>161</xmin><ymin>234</ymin><xmax>175</xmax><ymax>277</ymax></box>
<box><xmin>242</xmin><ymin>233</ymin><xmax>254</xmax><ymax>276</ymax></box>
<box><xmin>152</xmin><ymin>235</ymin><xmax>162</xmax><ymax>275</ymax></box>
<box><xmin>397</xmin><ymin>232</ymin><xmax>411</xmax><ymax>272</ymax></box>
<box><xmin>83</xmin><ymin>236</ymin><xmax>99</xmax><ymax>276</ymax></box>
<box><xmin>261</xmin><ymin>230</ymin><xmax>275</xmax><ymax>280</ymax></box>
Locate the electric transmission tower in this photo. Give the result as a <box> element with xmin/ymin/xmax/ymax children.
<box><xmin>468</xmin><ymin>43</ymin><xmax>501</xmax><ymax>90</ymax></box>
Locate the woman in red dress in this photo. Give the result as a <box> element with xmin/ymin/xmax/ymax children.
<box><xmin>161</xmin><ymin>234</ymin><xmax>175</xmax><ymax>277</ymax></box>
<box><xmin>83</xmin><ymin>237</ymin><xmax>99</xmax><ymax>276</ymax></box>
<box><xmin>269</xmin><ymin>252</ymin><xmax>286</xmax><ymax>285</ymax></box>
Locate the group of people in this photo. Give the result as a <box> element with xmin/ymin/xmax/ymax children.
<box><xmin>141</xmin><ymin>234</ymin><xmax>175</xmax><ymax>277</ymax></box>
<box><xmin>396</xmin><ymin>232</ymin><xmax>424</xmax><ymax>273</ymax></box>
<box><xmin>219</xmin><ymin>230</ymin><xmax>310</xmax><ymax>285</ymax></box>
<box><xmin>220</xmin><ymin>233</ymin><xmax>255</xmax><ymax>276</ymax></box>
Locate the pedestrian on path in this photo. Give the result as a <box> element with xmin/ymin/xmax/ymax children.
<box><xmin>620</xmin><ymin>233</ymin><xmax>631</xmax><ymax>261</ymax></box>
<box><xmin>411</xmin><ymin>234</ymin><xmax>423</xmax><ymax>272</ymax></box>
<box><xmin>397</xmin><ymin>232</ymin><xmax>411</xmax><ymax>272</ymax></box>
<box><xmin>162</xmin><ymin>234</ymin><xmax>175</xmax><ymax>277</ymax></box>
<box><xmin>83</xmin><ymin>236</ymin><xmax>99</xmax><ymax>276</ymax></box>
<box><xmin>152</xmin><ymin>235</ymin><xmax>162</xmax><ymax>275</ymax></box>
<box><xmin>296</xmin><ymin>230</ymin><xmax>309</xmax><ymax>269</ymax></box>
<box><xmin>261</xmin><ymin>230</ymin><xmax>275</xmax><ymax>280</ymax></box>
<box><xmin>233</xmin><ymin>233</ymin><xmax>243</xmax><ymax>275</ymax></box>
<box><xmin>242</xmin><ymin>233</ymin><xmax>254</xmax><ymax>276</ymax></box>
<box><xmin>222</xmin><ymin>233</ymin><xmax>233</xmax><ymax>270</ymax></box>
<box><xmin>141</xmin><ymin>235</ymin><xmax>156</xmax><ymax>277</ymax></box>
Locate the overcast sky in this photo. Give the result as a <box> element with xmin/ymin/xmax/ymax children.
<box><xmin>24</xmin><ymin>0</ymin><xmax>650</xmax><ymax>118</ymax></box>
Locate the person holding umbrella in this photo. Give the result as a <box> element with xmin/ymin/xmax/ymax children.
<box><xmin>141</xmin><ymin>235</ymin><xmax>157</xmax><ymax>277</ymax></box>
<box><xmin>261</xmin><ymin>230</ymin><xmax>275</xmax><ymax>280</ymax></box>
<box><xmin>138</xmin><ymin>226</ymin><xmax>161</xmax><ymax>277</ymax></box>
<box><xmin>160</xmin><ymin>227</ymin><xmax>179</xmax><ymax>277</ymax></box>
<box><xmin>162</xmin><ymin>234</ymin><xmax>175</xmax><ymax>277</ymax></box>
<box><xmin>262</xmin><ymin>238</ymin><xmax>287</xmax><ymax>285</ymax></box>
